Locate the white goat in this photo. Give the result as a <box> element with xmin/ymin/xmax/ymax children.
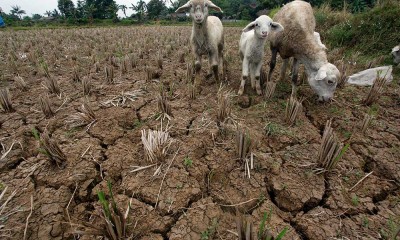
<box><xmin>176</xmin><ymin>0</ymin><xmax>224</xmax><ymax>82</ymax></box>
<box><xmin>238</xmin><ymin>15</ymin><xmax>283</xmax><ymax>95</ymax></box>
<box><xmin>267</xmin><ymin>0</ymin><xmax>340</xmax><ymax>102</ymax></box>
<box><xmin>392</xmin><ymin>45</ymin><xmax>400</xmax><ymax>65</ymax></box>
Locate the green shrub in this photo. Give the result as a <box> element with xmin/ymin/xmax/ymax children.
<box><xmin>324</xmin><ymin>2</ymin><xmax>400</xmax><ymax>56</ymax></box>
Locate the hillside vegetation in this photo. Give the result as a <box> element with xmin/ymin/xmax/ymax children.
<box><xmin>314</xmin><ymin>1</ymin><xmax>400</xmax><ymax>58</ymax></box>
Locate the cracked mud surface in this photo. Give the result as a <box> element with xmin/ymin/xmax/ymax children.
<box><xmin>0</xmin><ymin>26</ymin><xmax>399</xmax><ymax>239</ymax></box>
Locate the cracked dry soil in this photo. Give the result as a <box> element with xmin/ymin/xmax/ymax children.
<box><xmin>0</xmin><ymin>26</ymin><xmax>399</xmax><ymax>240</ymax></box>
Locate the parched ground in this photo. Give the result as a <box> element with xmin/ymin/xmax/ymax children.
<box><xmin>0</xmin><ymin>26</ymin><xmax>399</xmax><ymax>240</ymax></box>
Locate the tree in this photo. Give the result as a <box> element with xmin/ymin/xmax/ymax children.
<box><xmin>10</xmin><ymin>5</ymin><xmax>26</xmax><ymax>20</ymax></box>
<box><xmin>86</xmin><ymin>0</ymin><xmax>118</xmax><ymax>19</ymax></box>
<box><xmin>52</xmin><ymin>9</ymin><xmax>61</xmax><ymax>18</ymax></box>
<box><xmin>58</xmin><ymin>0</ymin><xmax>75</xmax><ymax>18</ymax></box>
<box><xmin>147</xmin><ymin>0</ymin><xmax>166</xmax><ymax>20</ymax></box>
<box><xmin>32</xmin><ymin>14</ymin><xmax>42</xmax><ymax>20</ymax></box>
<box><xmin>130</xmin><ymin>0</ymin><xmax>147</xmax><ymax>22</ymax></box>
<box><xmin>76</xmin><ymin>0</ymin><xmax>86</xmax><ymax>19</ymax></box>
<box><xmin>119</xmin><ymin>4</ymin><xmax>128</xmax><ymax>18</ymax></box>
<box><xmin>85</xmin><ymin>3</ymin><xmax>97</xmax><ymax>23</ymax></box>
<box><xmin>106</xmin><ymin>2</ymin><xmax>119</xmax><ymax>20</ymax></box>
<box><xmin>44</xmin><ymin>11</ymin><xmax>52</xmax><ymax>17</ymax></box>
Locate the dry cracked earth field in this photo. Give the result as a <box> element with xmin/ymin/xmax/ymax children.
<box><xmin>0</xmin><ymin>26</ymin><xmax>399</xmax><ymax>240</ymax></box>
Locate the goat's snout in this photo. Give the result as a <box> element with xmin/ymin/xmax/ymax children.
<box><xmin>261</xmin><ymin>31</ymin><xmax>268</xmax><ymax>38</ymax></box>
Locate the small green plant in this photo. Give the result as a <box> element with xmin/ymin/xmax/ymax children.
<box><xmin>380</xmin><ymin>217</ymin><xmax>400</xmax><ymax>240</ymax></box>
<box><xmin>264</xmin><ymin>122</ymin><xmax>286</xmax><ymax>137</ymax></box>
<box><xmin>183</xmin><ymin>156</ymin><xmax>193</xmax><ymax>168</ymax></box>
<box><xmin>237</xmin><ymin>208</ymin><xmax>288</xmax><ymax>240</ymax></box>
<box><xmin>201</xmin><ymin>218</ymin><xmax>218</xmax><ymax>240</ymax></box>
<box><xmin>362</xmin><ymin>216</ymin><xmax>369</xmax><ymax>228</ymax></box>
<box><xmin>31</xmin><ymin>127</ymin><xmax>40</xmax><ymax>140</ymax></box>
<box><xmin>351</xmin><ymin>194</ymin><xmax>359</xmax><ymax>206</ymax></box>
<box><xmin>133</xmin><ymin>120</ymin><xmax>143</xmax><ymax>128</ymax></box>
<box><xmin>200</xmin><ymin>230</ymin><xmax>209</xmax><ymax>240</ymax></box>
<box><xmin>76</xmin><ymin>181</ymin><xmax>131</xmax><ymax>239</ymax></box>
<box><xmin>259</xmin><ymin>209</ymin><xmax>288</xmax><ymax>240</ymax></box>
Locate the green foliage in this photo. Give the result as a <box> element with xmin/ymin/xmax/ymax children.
<box><xmin>258</xmin><ymin>208</ymin><xmax>288</xmax><ymax>240</ymax></box>
<box><xmin>183</xmin><ymin>156</ymin><xmax>193</xmax><ymax>168</ymax></box>
<box><xmin>380</xmin><ymin>217</ymin><xmax>400</xmax><ymax>240</ymax></box>
<box><xmin>96</xmin><ymin>181</ymin><xmax>129</xmax><ymax>240</ymax></box>
<box><xmin>31</xmin><ymin>127</ymin><xmax>40</xmax><ymax>140</ymax></box>
<box><xmin>130</xmin><ymin>0</ymin><xmax>147</xmax><ymax>22</ymax></box>
<box><xmin>351</xmin><ymin>194</ymin><xmax>359</xmax><ymax>206</ymax></box>
<box><xmin>10</xmin><ymin>5</ymin><xmax>26</xmax><ymax>20</ymax></box>
<box><xmin>147</xmin><ymin>0</ymin><xmax>167</xmax><ymax>20</ymax></box>
<box><xmin>324</xmin><ymin>1</ymin><xmax>400</xmax><ymax>56</ymax></box>
<box><xmin>58</xmin><ymin>0</ymin><xmax>75</xmax><ymax>18</ymax></box>
<box><xmin>32</xmin><ymin>14</ymin><xmax>42</xmax><ymax>20</ymax></box>
<box><xmin>200</xmin><ymin>218</ymin><xmax>218</xmax><ymax>240</ymax></box>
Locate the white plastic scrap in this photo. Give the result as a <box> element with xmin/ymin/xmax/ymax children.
<box><xmin>347</xmin><ymin>66</ymin><xmax>393</xmax><ymax>86</ymax></box>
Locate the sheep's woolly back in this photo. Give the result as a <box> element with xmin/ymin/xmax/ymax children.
<box><xmin>269</xmin><ymin>0</ymin><xmax>326</xmax><ymax>62</ymax></box>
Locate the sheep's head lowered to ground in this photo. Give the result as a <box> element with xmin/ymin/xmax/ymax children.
<box><xmin>308</xmin><ymin>63</ymin><xmax>340</xmax><ymax>102</ymax></box>
<box><xmin>242</xmin><ymin>15</ymin><xmax>283</xmax><ymax>39</ymax></box>
<box><xmin>392</xmin><ymin>45</ymin><xmax>400</xmax><ymax>65</ymax></box>
<box><xmin>175</xmin><ymin>0</ymin><xmax>222</xmax><ymax>24</ymax></box>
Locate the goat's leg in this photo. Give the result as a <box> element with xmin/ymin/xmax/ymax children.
<box><xmin>209</xmin><ymin>52</ymin><xmax>219</xmax><ymax>82</ymax></box>
<box><xmin>194</xmin><ymin>53</ymin><xmax>202</xmax><ymax>85</ymax></box>
<box><xmin>279</xmin><ymin>58</ymin><xmax>289</xmax><ymax>82</ymax></box>
<box><xmin>219</xmin><ymin>50</ymin><xmax>225</xmax><ymax>81</ymax></box>
<box><xmin>291</xmin><ymin>58</ymin><xmax>300</xmax><ymax>95</ymax></box>
<box><xmin>254</xmin><ymin>61</ymin><xmax>263</xmax><ymax>95</ymax></box>
<box><xmin>250</xmin><ymin>63</ymin><xmax>256</xmax><ymax>90</ymax></box>
<box><xmin>238</xmin><ymin>58</ymin><xmax>249</xmax><ymax>95</ymax></box>
<box><xmin>267</xmin><ymin>47</ymin><xmax>278</xmax><ymax>82</ymax></box>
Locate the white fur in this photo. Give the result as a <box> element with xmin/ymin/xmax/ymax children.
<box><xmin>238</xmin><ymin>15</ymin><xmax>283</xmax><ymax>95</ymax></box>
<box><xmin>268</xmin><ymin>0</ymin><xmax>340</xmax><ymax>102</ymax></box>
<box><xmin>314</xmin><ymin>32</ymin><xmax>327</xmax><ymax>50</ymax></box>
<box><xmin>392</xmin><ymin>45</ymin><xmax>400</xmax><ymax>65</ymax></box>
<box><xmin>176</xmin><ymin>1</ymin><xmax>224</xmax><ymax>81</ymax></box>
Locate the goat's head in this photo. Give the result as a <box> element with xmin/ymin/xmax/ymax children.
<box><xmin>308</xmin><ymin>63</ymin><xmax>340</xmax><ymax>102</ymax></box>
<box><xmin>175</xmin><ymin>0</ymin><xmax>222</xmax><ymax>24</ymax></box>
<box><xmin>242</xmin><ymin>15</ymin><xmax>283</xmax><ymax>39</ymax></box>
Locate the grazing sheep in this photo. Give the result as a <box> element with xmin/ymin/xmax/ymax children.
<box><xmin>238</xmin><ymin>15</ymin><xmax>283</xmax><ymax>95</ymax></box>
<box><xmin>392</xmin><ymin>45</ymin><xmax>400</xmax><ymax>65</ymax></box>
<box><xmin>267</xmin><ymin>0</ymin><xmax>340</xmax><ymax>102</ymax></box>
<box><xmin>175</xmin><ymin>0</ymin><xmax>224</xmax><ymax>82</ymax></box>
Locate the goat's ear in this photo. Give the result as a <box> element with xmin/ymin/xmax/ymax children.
<box><xmin>175</xmin><ymin>1</ymin><xmax>192</xmax><ymax>13</ymax></box>
<box><xmin>242</xmin><ymin>21</ymin><xmax>256</xmax><ymax>32</ymax></box>
<box><xmin>207</xmin><ymin>1</ymin><xmax>223</xmax><ymax>13</ymax></box>
<box><xmin>315</xmin><ymin>68</ymin><xmax>327</xmax><ymax>81</ymax></box>
<box><xmin>270</xmin><ymin>22</ymin><xmax>283</xmax><ymax>32</ymax></box>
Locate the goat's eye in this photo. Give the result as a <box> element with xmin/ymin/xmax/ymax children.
<box><xmin>327</xmin><ymin>80</ymin><xmax>335</xmax><ymax>85</ymax></box>
<box><xmin>255</xmin><ymin>23</ymin><xmax>259</xmax><ymax>27</ymax></box>
<box><xmin>205</xmin><ymin>3</ymin><xmax>208</xmax><ymax>7</ymax></box>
